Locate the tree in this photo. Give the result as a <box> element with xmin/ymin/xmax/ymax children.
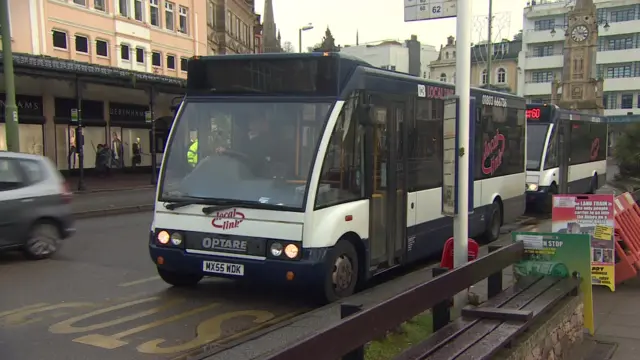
<box><xmin>614</xmin><ymin>123</ymin><xmax>640</xmax><ymax>176</ymax></box>
<box><xmin>314</xmin><ymin>27</ymin><xmax>340</xmax><ymax>52</ymax></box>
<box><xmin>282</xmin><ymin>41</ymin><xmax>295</xmax><ymax>53</ymax></box>
<box><xmin>513</xmin><ymin>30</ymin><xmax>523</xmax><ymax>41</ymax></box>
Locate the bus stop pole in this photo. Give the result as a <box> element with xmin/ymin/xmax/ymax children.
<box><xmin>454</xmin><ymin>0</ymin><xmax>471</xmax><ymax>284</ymax></box>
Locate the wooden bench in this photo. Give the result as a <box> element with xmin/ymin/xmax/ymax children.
<box><xmin>393</xmin><ymin>273</ymin><xmax>580</xmax><ymax>360</ymax></box>
<box><xmin>259</xmin><ymin>242</ymin><xmax>580</xmax><ymax>360</ymax></box>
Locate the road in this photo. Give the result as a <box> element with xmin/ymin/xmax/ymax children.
<box><xmin>0</xmin><ymin>213</ymin><xmax>311</xmax><ymax>360</ymax></box>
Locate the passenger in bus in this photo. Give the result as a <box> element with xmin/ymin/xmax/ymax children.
<box><xmin>215</xmin><ymin>117</ymin><xmax>273</xmax><ymax>176</ymax></box>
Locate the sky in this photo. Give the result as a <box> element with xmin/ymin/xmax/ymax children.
<box><xmin>253</xmin><ymin>0</ymin><xmax>530</xmax><ymax>51</ymax></box>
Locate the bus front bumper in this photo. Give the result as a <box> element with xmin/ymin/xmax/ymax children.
<box><xmin>526</xmin><ymin>186</ymin><xmax>552</xmax><ymax>205</ymax></box>
<box><xmin>149</xmin><ymin>244</ymin><xmax>329</xmax><ymax>285</ymax></box>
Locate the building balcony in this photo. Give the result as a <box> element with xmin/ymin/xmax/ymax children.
<box><xmin>523</xmin><ymin>81</ymin><xmax>553</xmax><ymax>96</ymax></box>
<box><xmin>605</xmin><ymin>108</ymin><xmax>640</xmax><ymax>117</ymax></box>
<box><xmin>524</xmin><ymin>53</ymin><xmax>563</xmax><ymax>70</ymax></box>
<box><xmin>523</xmin><ymin>29</ymin><xmax>558</xmax><ymax>44</ymax></box>
<box><xmin>605</xmin><ymin>19</ymin><xmax>640</xmax><ymax>37</ymax></box>
<box><xmin>597</xmin><ymin>48</ymin><xmax>640</xmax><ymax>65</ymax></box>
<box><xmin>602</xmin><ymin>77</ymin><xmax>640</xmax><ymax>92</ymax></box>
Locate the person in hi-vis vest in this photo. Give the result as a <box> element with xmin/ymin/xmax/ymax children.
<box><xmin>187</xmin><ymin>134</ymin><xmax>198</xmax><ymax>167</ymax></box>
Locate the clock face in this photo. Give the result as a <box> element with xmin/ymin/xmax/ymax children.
<box><xmin>571</xmin><ymin>25</ymin><xmax>589</xmax><ymax>42</ymax></box>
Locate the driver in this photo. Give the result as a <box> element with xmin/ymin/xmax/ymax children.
<box><xmin>216</xmin><ymin>116</ymin><xmax>272</xmax><ymax>175</ymax></box>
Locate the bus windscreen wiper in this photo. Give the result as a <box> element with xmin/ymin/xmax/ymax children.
<box><xmin>164</xmin><ymin>200</ymin><xmax>202</xmax><ymax>210</ymax></box>
<box><xmin>202</xmin><ymin>203</ymin><xmax>244</xmax><ymax>215</ymax></box>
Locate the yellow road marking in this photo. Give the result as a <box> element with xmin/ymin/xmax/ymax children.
<box><xmin>73</xmin><ymin>303</ymin><xmax>221</xmax><ymax>349</ymax></box>
<box><xmin>49</xmin><ymin>296</ymin><xmax>182</xmax><ymax>334</ymax></box>
<box><xmin>118</xmin><ymin>276</ymin><xmax>161</xmax><ymax>287</ymax></box>
<box><xmin>174</xmin><ymin>310</ymin><xmax>308</xmax><ymax>359</ymax></box>
<box><xmin>0</xmin><ymin>303</ymin><xmax>49</xmax><ymax>319</ymax></box>
<box><xmin>2</xmin><ymin>303</ymin><xmax>94</xmax><ymax>326</ymax></box>
<box><xmin>137</xmin><ymin>310</ymin><xmax>275</xmax><ymax>354</ymax></box>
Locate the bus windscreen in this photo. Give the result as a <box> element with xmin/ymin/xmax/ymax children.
<box><xmin>187</xmin><ymin>56</ymin><xmax>339</xmax><ymax>96</ymax></box>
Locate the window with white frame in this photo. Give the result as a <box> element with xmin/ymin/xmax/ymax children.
<box><xmin>497</xmin><ymin>68</ymin><xmax>506</xmax><ymax>83</ymax></box>
<box><xmin>165</xmin><ymin>2</ymin><xmax>175</xmax><ymax>31</ymax></box>
<box><xmin>118</xmin><ymin>0</ymin><xmax>128</xmax><ymax>17</ymax></box>
<box><xmin>52</xmin><ymin>30</ymin><xmax>68</xmax><ymax>50</ymax></box>
<box><xmin>179</xmin><ymin>6</ymin><xmax>189</xmax><ymax>34</ymax></box>
<box><xmin>73</xmin><ymin>0</ymin><xmax>87</xmax><ymax>6</ymax></box>
<box><xmin>134</xmin><ymin>0</ymin><xmax>143</xmax><ymax>21</ymax></box>
<box><xmin>121</xmin><ymin>44</ymin><xmax>130</xmax><ymax>60</ymax></box>
<box><xmin>440</xmin><ymin>73</ymin><xmax>447</xmax><ymax>82</ymax></box>
<box><xmin>180</xmin><ymin>57</ymin><xmax>189</xmax><ymax>72</ymax></box>
<box><xmin>167</xmin><ymin>54</ymin><xmax>176</xmax><ymax>69</ymax></box>
<box><xmin>75</xmin><ymin>35</ymin><xmax>89</xmax><ymax>53</ymax></box>
<box><xmin>96</xmin><ymin>39</ymin><xmax>108</xmax><ymax>57</ymax></box>
<box><xmin>136</xmin><ymin>48</ymin><xmax>145</xmax><ymax>63</ymax></box>
<box><xmin>481</xmin><ymin>69</ymin><xmax>488</xmax><ymax>84</ymax></box>
<box><xmin>152</xmin><ymin>51</ymin><xmax>161</xmax><ymax>67</ymax></box>
<box><xmin>150</xmin><ymin>0</ymin><xmax>160</xmax><ymax>26</ymax></box>
<box><xmin>94</xmin><ymin>0</ymin><xmax>105</xmax><ymax>11</ymax></box>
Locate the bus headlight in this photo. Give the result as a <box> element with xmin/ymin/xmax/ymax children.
<box><xmin>284</xmin><ymin>244</ymin><xmax>299</xmax><ymax>259</ymax></box>
<box><xmin>270</xmin><ymin>242</ymin><xmax>283</xmax><ymax>257</ymax></box>
<box><xmin>527</xmin><ymin>183</ymin><xmax>539</xmax><ymax>191</ymax></box>
<box><xmin>170</xmin><ymin>232</ymin><xmax>183</xmax><ymax>246</ymax></box>
<box><xmin>157</xmin><ymin>230</ymin><xmax>170</xmax><ymax>244</ymax></box>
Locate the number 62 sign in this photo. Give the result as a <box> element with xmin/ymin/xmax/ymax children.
<box><xmin>404</xmin><ymin>0</ymin><xmax>458</xmax><ymax>22</ymax></box>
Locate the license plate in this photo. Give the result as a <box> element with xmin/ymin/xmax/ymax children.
<box><xmin>202</xmin><ymin>261</ymin><xmax>244</xmax><ymax>276</ymax></box>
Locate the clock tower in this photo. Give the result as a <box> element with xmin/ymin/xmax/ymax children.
<box><xmin>550</xmin><ymin>0</ymin><xmax>604</xmax><ymax>114</ymax></box>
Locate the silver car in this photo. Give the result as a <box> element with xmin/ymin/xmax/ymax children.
<box><xmin>0</xmin><ymin>151</ymin><xmax>75</xmax><ymax>259</ymax></box>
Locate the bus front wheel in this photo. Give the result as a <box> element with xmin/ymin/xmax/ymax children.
<box><xmin>321</xmin><ymin>240</ymin><xmax>359</xmax><ymax>303</ymax></box>
<box><xmin>157</xmin><ymin>268</ymin><xmax>203</xmax><ymax>287</ymax></box>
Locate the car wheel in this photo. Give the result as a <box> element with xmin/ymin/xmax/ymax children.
<box><xmin>321</xmin><ymin>240</ymin><xmax>359</xmax><ymax>303</ymax></box>
<box><xmin>157</xmin><ymin>267</ymin><xmax>203</xmax><ymax>287</ymax></box>
<box><xmin>23</xmin><ymin>222</ymin><xmax>61</xmax><ymax>260</ymax></box>
<box><xmin>480</xmin><ymin>201</ymin><xmax>502</xmax><ymax>242</ymax></box>
<box><xmin>589</xmin><ymin>175</ymin><xmax>598</xmax><ymax>194</ymax></box>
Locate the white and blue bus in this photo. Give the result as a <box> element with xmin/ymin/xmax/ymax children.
<box><xmin>525</xmin><ymin>103</ymin><xmax>608</xmax><ymax>210</ymax></box>
<box><xmin>150</xmin><ymin>53</ymin><xmax>527</xmax><ymax>302</ymax></box>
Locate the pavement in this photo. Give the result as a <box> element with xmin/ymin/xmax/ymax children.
<box><xmin>0</xmin><ymin>212</ymin><xmax>313</xmax><ymax>360</ymax></box>
<box><xmin>71</xmin><ymin>187</ymin><xmax>155</xmax><ymax>218</ymax></box>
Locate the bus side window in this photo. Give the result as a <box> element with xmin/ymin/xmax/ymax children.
<box><xmin>314</xmin><ymin>96</ymin><xmax>363</xmax><ymax>208</ymax></box>
<box><xmin>544</xmin><ymin>128</ymin><xmax>558</xmax><ymax>169</ymax></box>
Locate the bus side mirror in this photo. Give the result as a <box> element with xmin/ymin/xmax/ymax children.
<box><xmin>356</xmin><ymin>104</ymin><xmax>374</xmax><ymax>126</ymax></box>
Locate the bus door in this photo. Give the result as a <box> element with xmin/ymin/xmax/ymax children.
<box><xmin>367</xmin><ymin>95</ymin><xmax>408</xmax><ymax>268</ymax></box>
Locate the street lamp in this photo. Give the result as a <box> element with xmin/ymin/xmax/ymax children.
<box><xmin>299</xmin><ymin>23</ymin><xmax>313</xmax><ymax>53</ymax></box>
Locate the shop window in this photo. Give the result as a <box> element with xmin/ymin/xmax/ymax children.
<box><xmin>0</xmin><ymin>124</ymin><xmax>44</xmax><ymax>156</ymax></box>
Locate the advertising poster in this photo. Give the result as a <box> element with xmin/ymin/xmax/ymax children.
<box><xmin>551</xmin><ymin>194</ymin><xmax>616</xmax><ymax>291</ymax></box>
<box><xmin>512</xmin><ymin>231</ymin><xmax>594</xmax><ymax>335</ymax></box>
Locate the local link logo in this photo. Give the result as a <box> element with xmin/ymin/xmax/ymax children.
<box><xmin>482</xmin><ymin>130</ymin><xmax>506</xmax><ymax>176</ymax></box>
<box><xmin>211</xmin><ymin>209</ymin><xmax>245</xmax><ymax>230</ymax></box>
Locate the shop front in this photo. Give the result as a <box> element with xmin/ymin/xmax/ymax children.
<box><xmin>53</xmin><ymin>97</ymin><xmax>106</xmax><ymax>171</ymax></box>
<box><xmin>109</xmin><ymin>102</ymin><xmax>152</xmax><ymax>171</ymax></box>
<box><xmin>0</xmin><ymin>94</ymin><xmax>45</xmax><ymax>155</ymax></box>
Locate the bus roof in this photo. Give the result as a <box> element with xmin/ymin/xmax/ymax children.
<box><xmin>186</xmin><ymin>52</ymin><xmax>525</xmax><ymax>106</ymax></box>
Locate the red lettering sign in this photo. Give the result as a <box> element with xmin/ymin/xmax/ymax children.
<box><xmin>482</xmin><ymin>130</ymin><xmax>506</xmax><ymax>175</ymax></box>
<box><xmin>426</xmin><ymin>86</ymin><xmax>455</xmax><ymax>99</ymax></box>
<box><xmin>590</xmin><ymin>138</ymin><xmax>600</xmax><ymax>161</ymax></box>
<box><xmin>526</xmin><ymin>108</ymin><xmax>541</xmax><ymax>120</ymax></box>
<box><xmin>211</xmin><ymin>209</ymin><xmax>245</xmax><ymax>230</ymax></box>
